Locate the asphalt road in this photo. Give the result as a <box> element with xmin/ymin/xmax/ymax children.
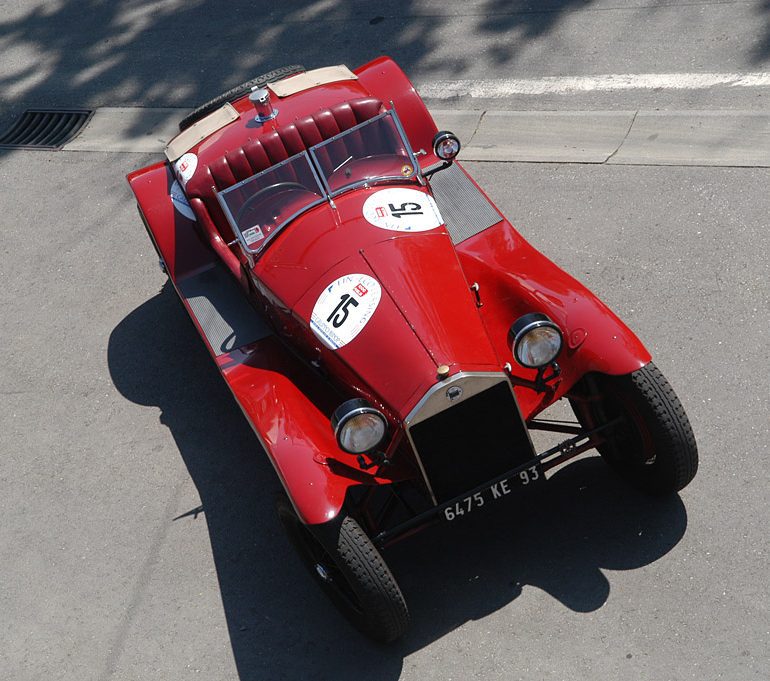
<box><xmin>0</xmin><ymin>0</ymin><xmax>769</xmax><ymax>117</ymax></box>
<box><xmin>1</xmin><ymin>1</ymin><xmax>769</xmax><ymax>680</ymax></box>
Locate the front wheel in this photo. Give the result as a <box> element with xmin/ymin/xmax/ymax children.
<box><xmin>569</xmin><ymin>362</ymin><xmax>698</xmax><ymax>495</ymax></box>
<box><xmin>276</xmin><ymin>497</ymin><xmax>409</xmax><ymax>643</ymax></box>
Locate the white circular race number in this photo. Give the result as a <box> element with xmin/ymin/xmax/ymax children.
<box><xmin>362</xmin><ymin>188</ymin><xmax>443</xmax><ymax>232</ymax></box>
<box><xmin>174</xmin><ymin>152</ymin><xmax>198</xmax><ymax>187</ymax></box>
<box><xmin>310</xmin><ymin>274</ymin><xmax>382</xmax><ymax>350</ymax></box>
<box><xmin>170</xmin><ymin>180</ymin><xmax>196</xmax><ymax>220</ymax></box>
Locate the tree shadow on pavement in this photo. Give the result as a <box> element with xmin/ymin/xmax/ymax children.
<box><xmin>0</xmin><ymin>0</ymin><xmax>601</xmax><ymax>136</ymax></box>
<box><xmin>476</xmin><ymin>0</ymin><xmax>596</xmax><ymax>66</ymax></box>
<box><xmin>108</xmin><ymin>282</ymin><xmax>688</xmax><ymax>680</ymax></box>
<box><xmin>753</xmin><ymin>0</ymin><xmax>770</xmax><ymax>64</ymax></box>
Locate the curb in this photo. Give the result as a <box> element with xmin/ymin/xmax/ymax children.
<box><xmin>432</xmin><ymin>110</ymin><xmax>770</xmax><ymax>166</ymax></box>
<box><xmin>61</xmin><ymin>106</ymin><xmax>770</xmax><ymax>167</ymax></box>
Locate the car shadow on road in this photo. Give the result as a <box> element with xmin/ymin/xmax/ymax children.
<box><xmin>109</xmin><ymin>283</ymin><xmax>688</xmax><ymax>680</ymax></box>
<box><xmin>391</xmin><ymin>459</ymin><xmax>687</xmax><ymax>649</ymax></box>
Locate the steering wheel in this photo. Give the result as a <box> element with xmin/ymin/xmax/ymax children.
<box><xmin>235</xmin><ymin>181</ymin><xmax>309</xmax><ymax>227</ymax></box>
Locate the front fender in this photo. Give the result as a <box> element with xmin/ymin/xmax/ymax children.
<box><xmin>128</xmin><ymin>163</ymin><xmax>373</xmax><ymax>526</ymax></box>
<box><xmin>219</xmin><ymin>337</ymin><xmax>380</xmax><ymax>526</ymax></box>
<box><xmin>457</xmin><ymin>219</ymin><xmax>652</xmax><ymax>417</ymax></box>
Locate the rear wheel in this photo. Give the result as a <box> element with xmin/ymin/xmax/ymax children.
<box><xmin>276</xmin><ymin>497</ymin><xmax>409</xmax><ymax>643</ymax></box>
<box><xmin>178</xmin><ymin>64</ymin><xmax>305</xmax><ymax>131</ymax></box>
<box><xmin>569</xmin><ymin>362</ymin><xmax>698</xmax><ymax>495</ymax></box>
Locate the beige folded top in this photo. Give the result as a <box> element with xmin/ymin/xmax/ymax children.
<box><xmin>165</xmin><ymin>103</ymin><xmax>239</xmax><ymax>162</ymax></box>
<box><xmin>269</xmin><ymin>65</ymin><xmax>357</xmax><ymax>98</ymax></box>
<box><xmin>164</xmin><ymin>65</ymin><xmax>358</xmax><ymax>161</ymax></box>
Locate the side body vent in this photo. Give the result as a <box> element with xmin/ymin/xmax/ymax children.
<box><xmin>0</xmin><ymin>109</ymin><xmax>93</xmax><ymax>150</ymax></box>
<box><xmin>427</xmin><ymin>162</ymin><xmax>502</xmax><ymax>244</ymax></box>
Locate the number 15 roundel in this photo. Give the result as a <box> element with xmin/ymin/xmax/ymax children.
<box><xmin>310</xmin><ymin>274</ymin><xmax>382</xmax><ymax>350</ymax></box>
<box><xmin>362</xmin><ymin>188</ymin><xmax>443</xmax><ymax>232</ymax></box>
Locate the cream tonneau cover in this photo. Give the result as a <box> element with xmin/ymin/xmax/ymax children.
<box><xmin>268</xmin><ymin>65</ymin><xmax>357</xmax><ymax>97</ymax></box>
<box><xmin>165</xmin><ymin>103</ymin><xmax>239</xmax><ymax>162</ymax></box>
<box><xmin>164</xmin><ymin>66</ymin><xmax>358</xmax><ymax>161</ymax></box>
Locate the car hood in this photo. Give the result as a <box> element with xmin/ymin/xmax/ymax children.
<box><xmin>259</xmin><ymin>185</ymin><xmax>501</xmax><ymax>415</ymax></box>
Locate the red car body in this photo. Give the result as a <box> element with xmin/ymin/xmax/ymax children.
<box><xmin>126</xmin><ymin>57</ymin><xmax>696</xmax><ymax>641</ymax></box>
<box><xmin>129</xmin><ymin>57</ymin><xmax>649</xmax><ymax>525</ymax></box>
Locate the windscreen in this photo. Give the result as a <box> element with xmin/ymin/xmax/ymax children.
<box><xmin>311</xmin><ymin>112</ymin><xmax>417</xmax><ymax>195</ymax></box>
<box><xmin>216</xmin><ymin>152</ymin><xmax>324</xmax><ymax>254</ymax></box>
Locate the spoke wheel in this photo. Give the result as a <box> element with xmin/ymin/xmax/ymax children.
<box><xmin>569</xmin><ymin>362</ymin><xmax>698</xmax><ymax>495</ymax></box>
<box><xmin>276</xmin><ymin>497</ymin><xmax>409</xmax><ymax>643</ymax></box>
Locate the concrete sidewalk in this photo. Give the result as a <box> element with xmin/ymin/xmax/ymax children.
<box><xmin>61</xmin><ymin>106</ymin><xmax>770</xmax><ymax>167</ymax></box>
<box><xmin>433</xmin><ymin>109</ymin><xmax>770</xmax><ymax>166</ymax></box>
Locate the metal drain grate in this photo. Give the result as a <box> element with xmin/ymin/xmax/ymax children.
<box><xmin>0</xmin><ymin>109</ymin><xmax>93</xmax><ymax>150</ymax></box>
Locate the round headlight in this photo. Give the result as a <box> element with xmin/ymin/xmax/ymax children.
<box><xmin>331</xmin><ymin>399</ymin><xmax>388</xmax><ymax>454</ymax></box>
<box><xmin>433</xmin><ymin>131</ymin><xmax>461</xmax><ymax>161</ymax></box>
<box><xmin>510</xmin><ymin>313</ymin><xmax>563</xmax><ymax>368</ymax></box>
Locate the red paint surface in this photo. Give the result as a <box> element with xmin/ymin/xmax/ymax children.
<box><xmin>128</xmin><ymin>59</ymin><xmax>652</xmax><ymax>525</ymax></box>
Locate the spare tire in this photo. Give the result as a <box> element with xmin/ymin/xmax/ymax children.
<box><xmin>178</xmin><ymin>64</ymin><xmax>305</xmax><ymax>131</ymax></box>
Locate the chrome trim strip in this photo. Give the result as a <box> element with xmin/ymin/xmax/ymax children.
<box><xmin>405</xmin><ymin>371</ymin><xmax>508</xmax><ymax>427</ymax></box>
<box><xmin>403</xmin><ymin>430</ymin><xmax>438</xmax><ymax>505</ymax></box>
<box><xmin>389</xmin><ymin>106</ymin><xmax>423</xmax><ymax>184</ymax></box>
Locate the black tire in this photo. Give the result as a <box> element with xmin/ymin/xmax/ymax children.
<box><xmin>569</xmin><ymin>362</ymin><xmax>698</xmax><ymax>495</ymax></box>
<box><xmin>178</xmin><ymin>64</ymin><xmax>305</xmax><ymax>131</ymax></box>
<box><xmin>276</xmin><ymin>497</ymin><xmax>409</xmax><ymax>643</ymax></box>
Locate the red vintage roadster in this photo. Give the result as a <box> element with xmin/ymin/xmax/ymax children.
<box><xmin>128</xmin><ymin>58</ymin><xmax>697</xmax><ymax>642</ymax></box>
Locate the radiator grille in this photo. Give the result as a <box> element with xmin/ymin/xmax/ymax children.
<box><xmin>0</xmin><ymin>109</ymin><xmax>93</xmax><ymax>150</ymax></box>
<box><xmin>408</xmin><ymin>382</ymin><xmax>534</xmax><ymax>503</ymax></box>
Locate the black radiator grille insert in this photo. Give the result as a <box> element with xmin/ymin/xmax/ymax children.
<box><xmin>0</xmin><ymin>109</ymin><xmax>93</xmax><ymax>150</ymax></box>
<box><xmin>409</xmin><ymin>382</ymin><xmax>535</xmax><ymax>504</ymax></box>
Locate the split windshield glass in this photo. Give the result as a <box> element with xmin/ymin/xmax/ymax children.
<box><xmin>310</xmin><ymin>112</ymin><xmax>417</xmax><ymax>196</ymax></box>
<box><xmin>217</xmin><ymin>110</ymin><xmax>418</xmax><ymax>255</ymax></box>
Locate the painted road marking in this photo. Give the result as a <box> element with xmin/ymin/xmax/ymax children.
<box><xmin>418</xmin><ymin>72</ymin><xmax>770</xmax><ymax>98</ymax></box>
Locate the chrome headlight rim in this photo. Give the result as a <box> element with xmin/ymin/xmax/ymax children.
<box><xmin>510</xmin><ymin>313</ymin><xmax>563</xmax><ymax>369</ymax></box>
<box><xmin>433</xmin><ymin>130</ymin><xmax>461</xmax><ymax>161</ymax></box>
<box><xmin>331</xmin><ymin>398</ymin><xmax>388</xmax><ymax>454</ymax></box>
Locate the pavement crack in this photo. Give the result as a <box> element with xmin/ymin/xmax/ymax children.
<box><xmin>467</xmin><ymin>110</ymin><xmax>487</xmax><ymax>146</ymax></box>
<box><xmin>605</xmin><ymin>110</ymin><xmax>638</xmax><ymax>163</ymax></box>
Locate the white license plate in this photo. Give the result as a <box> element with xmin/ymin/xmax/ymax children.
<box><xmin>442</xmin><ymin>464</ymin><xmax>542</xmax><ymax>522</ymax></box>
